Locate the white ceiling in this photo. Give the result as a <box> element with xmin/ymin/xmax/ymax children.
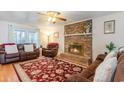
<box><xmin>0</xmin><ymin>11</ymin><xmax>119</xmax><ymax>28</ymax></box>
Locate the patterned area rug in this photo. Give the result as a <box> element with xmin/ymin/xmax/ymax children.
<box><xmin>13</xmin><ymin>57</ymin><xmax>84</xmax><ymax>82</ymax></box>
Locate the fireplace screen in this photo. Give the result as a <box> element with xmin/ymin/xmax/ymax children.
<box><xmin>68</xmin><ymin>43</ymin><xmax>83</xmax><ymax>56</ymax></box>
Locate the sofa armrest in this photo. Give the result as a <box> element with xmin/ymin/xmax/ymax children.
<box><xmin>0</xmin><ymin>51</ymin><xmax>6</xmax><ymax>54</ymax></box>
<box><xmin>64</xmin><ymin>75</ymin><xmax>91</xmax><ymax>82</ymax></box>
<box><xmin>34</xmin><ymin>48</ymin><xmax>40</xmax><ymax>57</ymax></box>
<box><xmin>34</xmin><ymin>48</ymin><xmax>40</xmax><ymax>52</ymax></box>
<box><xmin>0</xmin><ymin>51</ymin><xmax>6</xmax><ymax>63</ymax></box>
<box><xmin>96</xmin><ymin>54</ymin><xmax>106</xmax><ymax>61</ymax></box>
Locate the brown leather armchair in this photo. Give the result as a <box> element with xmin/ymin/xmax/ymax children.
<box><xmin>42</xmin><ymin>43</ymin><xmax>59</xmax><ymax>57</ymax></box>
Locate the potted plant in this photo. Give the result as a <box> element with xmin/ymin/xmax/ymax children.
<box><xmin>106</xmin><ymin>42</ymin><xmax>116</xmax><ymax>53</ymax></box>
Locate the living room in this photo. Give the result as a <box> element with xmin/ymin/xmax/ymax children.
<box><xmin>0</xmin><ymin>11</ymin><xmax>124</xmax><ymax>82</ymax></box>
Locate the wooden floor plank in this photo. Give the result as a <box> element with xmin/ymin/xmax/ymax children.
<box><xmin>0</xmin><ymin>63</ymin><xmax>19</xmax><ymax>82</ymax></box>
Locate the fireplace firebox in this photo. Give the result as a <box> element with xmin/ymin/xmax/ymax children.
<box><xmin>68</xmin><ymin>43</ymin><xmax>83</xmax><ymax>56</ymax></box>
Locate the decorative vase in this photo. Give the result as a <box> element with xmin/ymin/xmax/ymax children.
<box><xmin>86</xmin><ymin>27</ymin><xmax>90</xmax><ymax>33</ymax></box>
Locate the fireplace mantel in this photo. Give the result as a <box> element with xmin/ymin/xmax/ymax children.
<box><xmin>64</xmin><ymin>33</ymin><xmax>92</xmax><ymax>37</ymax></box>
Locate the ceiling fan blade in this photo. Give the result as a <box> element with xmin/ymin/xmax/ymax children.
<box><xmin>56</xmin><ymin>17</ymin><xmax>67</xmax><ymax>21</ymax></box>
<box><xmin>37</xmin><ymin>12</ymin><xmax>47</xmax><ymax>16</ymax></box>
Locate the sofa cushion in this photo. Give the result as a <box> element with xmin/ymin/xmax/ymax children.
<box><xmin>24</xmin><ymin>44</ymin><xmax>34</xmax><ymax>52</ymax></box>
<box><xmin>5</xmin><ymin>45</ymin><xmax>18</xmax><ymax>54</ymax></box>
<box><xmin>94</xmin><ymin>57</ymin><xmax>117</xmax><ymax>82</ymax></box>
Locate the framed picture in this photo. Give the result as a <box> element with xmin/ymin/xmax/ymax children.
<box><xmin>104</xmin><ymin>20</ymin><xmax>115</xmax><ymax>34</ymax></box>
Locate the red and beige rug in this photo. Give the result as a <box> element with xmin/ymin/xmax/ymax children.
<box><xmin>13</xmin><ymin>57</ymin><xmax>84</xmax><ymax>82</ymax></box>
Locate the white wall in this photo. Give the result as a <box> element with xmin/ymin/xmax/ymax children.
<box><xmin>0</xmin><ymin>21</ymin><xmax>39</xmax><ymax>44</ymax></box>
<box><xmin>93</xmin><ymin>12</ymin><xmax>124</xmax><ymax>60</ymax></box>
<box><xmin>40</xmin><ymin>26</ymin><xmax>64</xmax><ymax>53</ymax></box>
<box><xmin>0</xmin><ymin>21</ymin><xmax>9</xmax><ymax>43</ymax></box>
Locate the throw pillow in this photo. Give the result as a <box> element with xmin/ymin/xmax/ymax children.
<box><xmin>5</xmin><ymin>45</ymin><xmax>18</xmax><ymax>54</ymax></box>
<box><xmin>24</xmin><ymin>44</ymin><xmax>34</xmax><ymax>52</ymax></box>
<box><xmin>104</xmin><ymin>51</ymin><xmax>118</xmax><ymax>62</ymax></box>
<box><xmin>93</xmin><ymin>57</ymin><xmax>117</xmax><ymax>82</ymax></box>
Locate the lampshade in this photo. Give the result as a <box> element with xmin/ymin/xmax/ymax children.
<box><xmin>54</xmin><ymin>32</ymin><xmax>59</xmax><ymax>38</ymax></box>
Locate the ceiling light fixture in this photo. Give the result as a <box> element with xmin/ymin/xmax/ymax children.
<box><xmin>48</xmin><ymin>17</ymin><xmax>52</xmax><ymax>22</ymax></box>
<box><xmin>47</xmin><ymin>11</ymin><xmax>58</xmax><ymax>23</ymax></box>
<box><xmin>37</xmin><ymin>11</ymin><xmax>67</xmax><ymax>24</ymax></box>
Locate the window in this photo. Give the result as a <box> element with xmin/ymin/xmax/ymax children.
<box><xmin>28</xmin><ymin>32</ymin><xmax>38</xmax><ymax>43</ymax></box>
<box><xmin>13</xmin><ymin>29</ymin><xmax>38</xmax><ymax>44</ymax></box>
<box><xmin>13</xmin><ymin>30</ymin><xmax>26</xmax><ymax>43</ymax></box>
<box><xmin>8</xmin><ymin>25</ymin><xmax>40</xmax><ymax>47</ymax></box>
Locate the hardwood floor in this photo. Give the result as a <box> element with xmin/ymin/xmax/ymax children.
<box><xmin>0</xmin><ymin>63</ymin><xmax>19</xmax><ymax>82</ymax></box>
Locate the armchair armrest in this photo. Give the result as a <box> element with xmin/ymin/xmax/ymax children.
<box><xmin>42</xmin><ymin>48</ymin><xmax>51</xmax><ymax>50</ymax></box>
<box><xmin>42</xmin><ymin>48</ymin><xmax>52</xmax><ymax>52</ymax></box>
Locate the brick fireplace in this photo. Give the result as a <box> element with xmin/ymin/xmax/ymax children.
<box><xmin>64</xmin><ymin>20</ymin><xmax>92</xmax><ymax>61</ymax></box>
<box><xmin>56</xmin><ymin>20</ymin><xmax>92</xmax><ymax>66</ymax></box>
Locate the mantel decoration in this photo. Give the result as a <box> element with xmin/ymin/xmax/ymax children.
<box><xmin>104</xmin><ymin>20</ymin><xmax>115</xmax><ymax>34</ymax></box>
<box><xmin>84</xmin><ymin>22</ymin><xmax>92</xmax><ymax>33</ymax></box>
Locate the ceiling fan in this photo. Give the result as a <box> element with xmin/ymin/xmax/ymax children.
<box><xmin>37</xmin><ymin>11</ymin><xmax>67</xmax><ymax>24</ymax></box>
